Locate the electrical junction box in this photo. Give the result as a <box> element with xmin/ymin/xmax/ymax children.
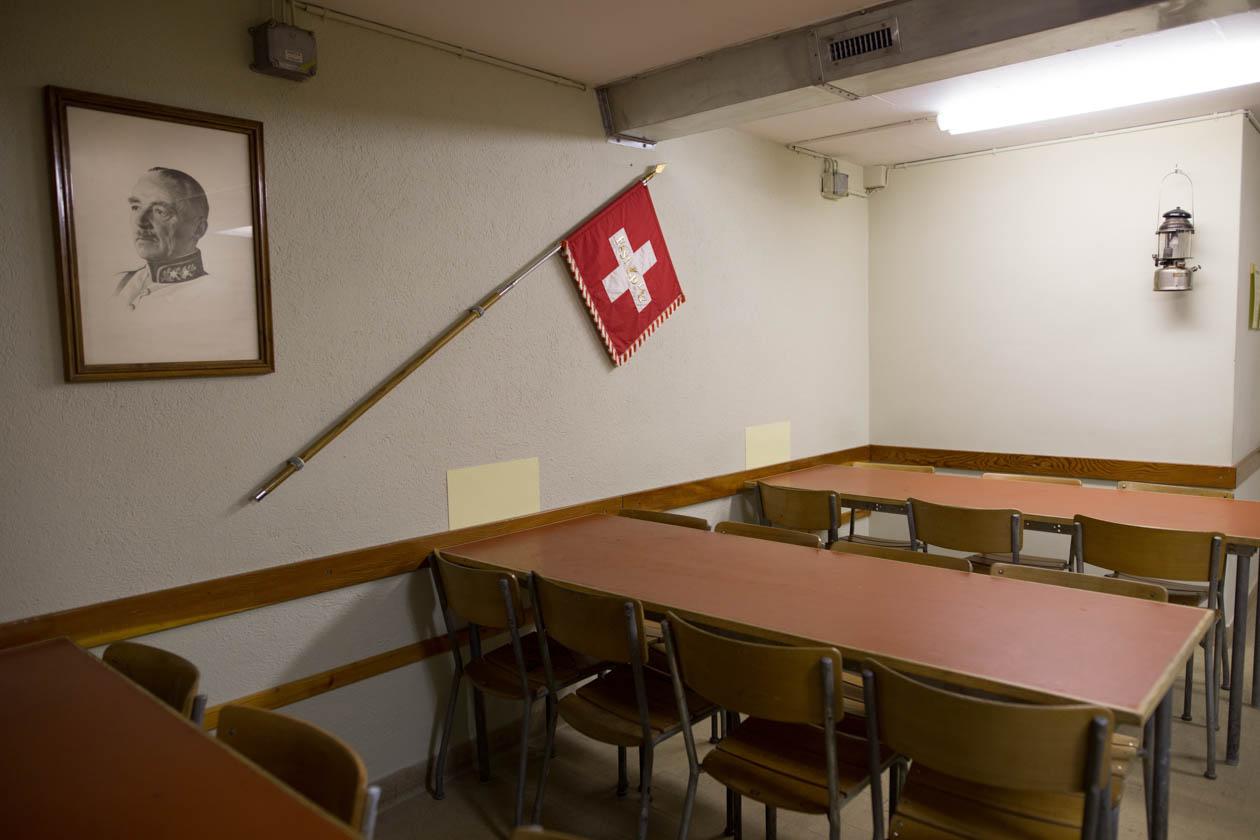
<box><xmin>249</xmin><ymin>20</ymin><xmax>317</xmax><ymax>81</ymax></box>
<box><xmin>863</xmin><ymin>164</ymin><xmax>889</xmax><ymax>192</ymax></box>
<box><xmin>821</xmin><ymin>162</ymin><xmax>849</xmax><ymax>201</ymax></box>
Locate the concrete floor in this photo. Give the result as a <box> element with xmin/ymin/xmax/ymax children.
<box><xmin>378</xmin><ymin>642</ymin><xmax>1260</xmax><ymax>839</ymax></box>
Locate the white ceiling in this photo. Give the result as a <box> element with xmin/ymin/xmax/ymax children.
<box><xmin>327</xmin><ymin>1</ymin><xmax>1260</xmax><ymax>166</ymax></box>
<box><xmin>328</xmin><ymin>0</ymin><xmax>878</xmax><ymax>86</ymax></box>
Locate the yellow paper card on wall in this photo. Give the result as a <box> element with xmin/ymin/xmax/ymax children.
<box><xmin>1250</xmin><ymin>264</ymin><xmax>1259</xmax><ymax>330</ymax></box>
<box><xmin>745</xmin><ymin>421</ymin><xmax>791</xmax><ymax>469</ymax></box>
<box><xmin>447</xmin><ymin>457</ymin><xmax>541</xmax><ymax>529</ymax></box>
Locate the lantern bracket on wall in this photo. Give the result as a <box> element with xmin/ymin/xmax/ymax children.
<box><xmin>1152</xmin><ymin>166</ymin><xmax>1200</xmax><ymax>292</ymax></box>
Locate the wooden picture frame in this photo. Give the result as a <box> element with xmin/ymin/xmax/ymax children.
<box><xmin>46</xmin><ymin>86</ymin><xmax>274</xmax><ymax>381</ymax></box>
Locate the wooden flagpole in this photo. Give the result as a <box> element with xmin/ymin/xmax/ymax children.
<box><xmin>252</xmin><ymin>163</ymin><xmax>667</xmax><ymax>501</ymax></box>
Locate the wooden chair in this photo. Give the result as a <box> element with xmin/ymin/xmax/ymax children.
<box><xmin>830</xmin><ymin>540</ymin><xmax>972</xmax><ymax>572</ymax></box>
<box><xmin>1073</xmin><ymin>515</ymin><xmax>1225</xmax><ymax>779</ymax></box>
<box><xmin>617</xmin><ymin>508</ymin><xmax>710</xmax><ymax>530</ymax></box>
<box><xmin>430</xmin><ymin>552</ymin><xmax>602</xmax><ymax>826</ymax></box>
<box><xmin>1115</xmin><ymin>480</ymin><xmax>1236</xmax><ymax>702</ymax></box>
<box><xmin>849</xmin><ymin>461</ymin><xmax>936</xmax><ymax>473</ymax></box>
<box><xmin>1116</xmin><ymin>481</ymin><xmax>1234</xmax><ymax>499</ymax></box>
<box><xmin>756</xmin><ymin>481</ymin><xmax>839</xmax><ymax>546</ymax></box>
<box><xmin>905</xmin><ymin>497</ymin><xmax>1063</xmax><ymax>575</ymax></box>
<box><xmin>714</xmin><ymin>520</ymin><xmax>822</xmax><ymax>549</ymax></box>
<box><xmin>529</xmin><ymin>575</ymin><xmax>716</xmax><ymax>839</ymax></box>
<box><xmin>907</xmin><ymin>496</ymin><xmax>1072</xmax><ymax>574</ymax></box>
<box><xmin>991</xmin><ymin>562</ymin><xmax>1166</xmax><ymax>602</ymax></box>
<box><xmin>217</xmin><ymin>705</ymin><xmax>381</xmax><ymax>839</ymax></box>
<box><xmin>991</xmin><ymin>563</ymin><xmax>1164</xmax><ymax>796</ymax></box>
<box><xmin>102</xmin><ymin>641</ymin><xmax>207</xmax><ymax>726</ymax></box>
<box><xmin>661</xmin><ymin>612</ymin><xmax>893</xmax><ymax>840</ymax></box>
<box><xmin>860</xmin><ymin>660</ymin><xmax>1118</xmax><ymax>840</ymax></box>
<box><xmin>982</xmin><ymin>471</ymin><xmax>1084</xmax><ymax>486</ymax></box>
<box><xmin>839</xmin><ymin>462</ymin><xmax>936</xmax><ymax>550</ymax></box>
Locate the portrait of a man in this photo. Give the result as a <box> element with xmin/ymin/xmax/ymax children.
<box><xmin>117</xmin><ymin>167</ymin><xmax>212</xmax><ymax>308</ymax></box>
<box><xmin>47</xmin><ymin>87</ymin><xmax>273</xmax><ymax>381</ymax></box>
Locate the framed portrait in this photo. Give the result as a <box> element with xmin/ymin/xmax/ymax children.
<box><xmin>46</xmin><ymin>86</ymin><xmax>274</xmax><ymax>381</ymax></box>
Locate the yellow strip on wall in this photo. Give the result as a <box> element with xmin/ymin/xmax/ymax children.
<box><xmin>446</xmin><ymin>457</ymin><xmax>541</xmax><ymax>529</ymax></box>
<box><xmin>745</xmin><ymin>421</ymin><xmax>791</xmax><ymax>469</ymax></box>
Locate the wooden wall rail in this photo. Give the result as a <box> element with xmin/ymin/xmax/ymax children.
<box><xmin>0</xmin><ymin>445</ymin><xmax>870</xmax><ymax>651</ymax></box>
<box><xmin>200</xmin><ymin>630</ymin><xmax>471</xmax><ymax>731</ymax></box>
<box><xmin>3</xmin><ymin>442</ymin><xmax>1254</xmax><ymax>655</ymax></box>
<box><xmin>867</xmin><ymin>444</ymin><xmax>1239</xmax><ymax>490</ymax></box>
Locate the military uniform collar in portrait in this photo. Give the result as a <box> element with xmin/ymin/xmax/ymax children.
<box><xmin>115</xmin><ymin>249</ymin><xmax>210</xmax><ymax>309</ymax></box>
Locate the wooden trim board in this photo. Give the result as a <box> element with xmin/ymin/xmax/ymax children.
<box><xmin>868</xmin><ymin>444</ymin><xmax>1237</xmax><ymax>489</ymax></box>
<box><xmin>0</xmin><ymin>446</ymin><xmax>869</xmax><ymax>650</ymax></box>
<box><xmin>200</xmin><ymin>630</ymin><xmax>472</xmax><ymax>731</ymax></box>
<box><xmin>4</xmin><ymin>441</ymin><xmax>1252</xmax><ymax>653</ymax></box>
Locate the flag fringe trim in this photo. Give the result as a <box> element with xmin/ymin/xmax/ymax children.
<box><xmin>562</xmin><ymin>242</ymin><xmax>684</xmax><ymax>367</ymax></box>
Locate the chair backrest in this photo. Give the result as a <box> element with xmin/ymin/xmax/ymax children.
<box><xmin>1117</xmin><ymin>481</ymin><xmax>1234</xmax><ymax>500</ymax></box>
<box><xmin>863</xmin><ymin>660</ymin><xmax>1112</xmax><ymax>793</ymax></box>
<box><xmin>991</xmin><ymin>563</ymin><xmax>1167</xmax><ymax>602</ymax></box>
<box><xmin>665</xmin><ymin>611</ymin><xmax>842</xmax><ymax>724</ymax></box>
<box><xmin>714</xmin><ymin>520</ymin><xmax>822</xmax><ymax>549</ymax></box>
<box><xmin>831</xmin><ymin>541</ymin><xmax>972</xmax><ymax>572</ymax></box>
<box><xmin>982</xmin><ymin>472</ymin><xmax>1083</xmax><ymax>487</ymax></box>
<box><xmin>908</xmin><ymin>497</ymin><xmax>1021</xmax><ymax>556</ymax></box>
<box><xmin>102</xmin><ymin>641</ymin><xmax>200</xmax><ymax>718</ymax></box>
<box><xmin>432</xmin><ymin>551</ymin><xmax>524</xmax><ymax>630</ymax></box>
<box><xmin>217</xmin><ymin>705</ymin><xmax>368</xmax><ymax>831</ymax></box>
<box><xmin>531</xmin><ymin>574</ymin><xmax>646</xmax><ymax>666</ymax></box>
<box><xmin>1073</xmin><ymin>515</ymin><xmax>1223</xmax><ymax>584</ymax></box>
<box><xmin>756</xmin><ymin>482</ymin><xmax>838</xmax><ymax>536</ymax></box>
<box><xmin>849</xmin><ymin>461</ymin><xmax>936</xmax><ymax>473</ymax></box>
<box><xmin>617</xmin><ymin>509</ymin><xmax>710</xmax><ymax>530</ymax></box>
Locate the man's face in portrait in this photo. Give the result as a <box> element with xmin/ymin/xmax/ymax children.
<box><xmin>128</xmin><ymin>170</ymin><xmax>208</xmax><ymax>263</ymax></box>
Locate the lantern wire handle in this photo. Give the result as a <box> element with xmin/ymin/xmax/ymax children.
<box><xmin>1156</xmin><ymin>166</ymin><xmax>1194</xmax><ymax>223</ymax></box>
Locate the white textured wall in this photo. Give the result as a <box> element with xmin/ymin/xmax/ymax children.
<box><xmin>1233</xmin><ymin>119</ymin><xmax>1260</xmax><ymax>463</ymax></box>
<box><xmin>868</xmin><ymin>116</ymin><xmax>1245</xmax><ymax>465</ymax></box>
<box><xmin>0</xmin><ymin>0</ymin><xmax>869</xmax><ymax>778</ymax></box>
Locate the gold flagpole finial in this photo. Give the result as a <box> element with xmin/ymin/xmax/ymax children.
<box><xmin>645</xmin><ymin>163</ymin><xmax>667</xmax><ymax>181</ymax></box>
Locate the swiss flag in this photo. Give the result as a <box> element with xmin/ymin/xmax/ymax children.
<box><xmin>562</xmin><ymin>182</ymin><xmax>684</xmax><ymax>366</ymax></box>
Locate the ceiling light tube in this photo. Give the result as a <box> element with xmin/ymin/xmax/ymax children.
<box><xmin>936</xmin><ymin>31</ymin><xmax>1260</xmax><ymax>135</ymax></box>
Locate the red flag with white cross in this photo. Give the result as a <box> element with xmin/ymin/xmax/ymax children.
<box><xmin>562</xmin><ymin>182</ymin><xmax>684</xmax><ymax>366</ymax></box>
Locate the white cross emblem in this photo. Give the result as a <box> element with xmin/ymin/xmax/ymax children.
<box><xmin>602</xmin><ymin>227</ymin><xmax>657</xmax><ymax>313</ymax></box>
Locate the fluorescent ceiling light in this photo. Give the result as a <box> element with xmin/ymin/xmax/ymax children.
<box><xmin>936</xmin><ymin>13</ymin><xmax>1260</xmax><ymax>135</ymax></box>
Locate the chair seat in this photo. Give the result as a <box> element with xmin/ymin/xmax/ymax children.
<box><xmin>1110</xmin><ymin>732</ymin><xmax>1140</xmax><ymax>776</ymax></box>
<box><xmin>890</xmin><ymin>764</ymin><xmax>1122</xmax><ymax>839</ymax></box>
<box><xmin>466</xmin><ymin>634</ymin><xmax>601</xmax><ymax>700</ymax></box>
<box><xmin>559</xmin><ymin>664</ymin><xmax>715</xmax><ymax>747</ymax></box>
<box><xmin>702</xmin><ymin>717</ymin><xmax>893</xmax><ymax>814</ymax></box>
<box><xmin>844</xmin><ymin>534</ymin><xmax>915</xmax><ymax>550</ymax></box>
<box><xmin>971</xmin><ymin>553</ymin><xmax>1070</xmax><ymax>572</ymax></box>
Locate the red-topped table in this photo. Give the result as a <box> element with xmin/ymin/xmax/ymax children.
<box><xmin>447</xmin><ymin>513</ymin><xmax>1214</xmax><ymax>840</ymax></box>
<box><xmin>0</xmin><ymin>638</ymin><xmax>357</xmax><ymax>840</ymax></box>
<box><xmin>754</xmin><ymin>464</ymin><xmax>1260</xmax><ymax>766</ymax></box>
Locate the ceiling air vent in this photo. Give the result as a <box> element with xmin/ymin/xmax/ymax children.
<box><xmin>819</xmin><ymin>16</ymin><xmax>901</xmax><ymax>67</ymax></box>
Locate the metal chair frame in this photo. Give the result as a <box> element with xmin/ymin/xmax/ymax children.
<box><xmin>1072</xmin><ymin>523</ymin><xmax>1224</xmax><ymax>780</ymax></box>
<box><xmin>662</xmin><ymin>618</ymin><xmax>877</xmax><ymax>840</ymax></box>
<box><xmin>431</xmin><ymin>556</ymin><xmax>557</xmax><ymax>827</ymax></box>
<box><xmin>530</xmin><ymin>575</ymin><xmax>712</xmax><ymax>840</ymax></box>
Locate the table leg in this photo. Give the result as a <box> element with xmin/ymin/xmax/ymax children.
<box><xmin>1228</xmin><ymin>551</ymin><xmax>1250</xmax><ymax>765</ymax></box>
<box><xmin>1150</xmin><ymin>690</ymin><xmax>1172</xmax><ymax>840</ymax></box>
<box><xmin>1254</xmin><ymin>566</ymin><xmax>1260</xmax><ymax>708</ymax></box>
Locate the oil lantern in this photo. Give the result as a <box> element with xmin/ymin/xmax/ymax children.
<box><xmin>1152</xmin><ymin>168</ymin><xmax>1200</xmax><ymax>291</ymax></box>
